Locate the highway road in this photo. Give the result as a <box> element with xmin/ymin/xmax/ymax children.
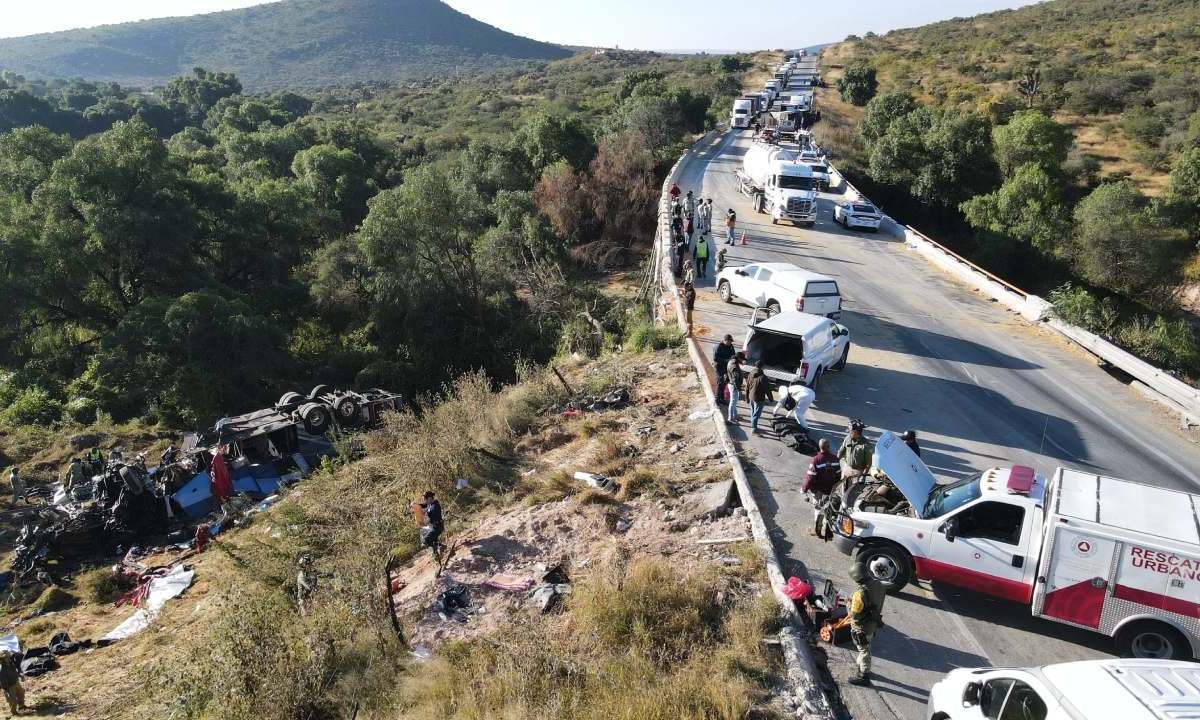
<box><xmin>675</xmin><ymin>59</ymin><xmax>1200</xmax><ymax>719</ymax></box>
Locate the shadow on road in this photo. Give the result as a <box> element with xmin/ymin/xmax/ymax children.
<box><xmin>842</xmin><ymin>310</ymin><xmax>1041</xmax><ymax>370</ymax></box>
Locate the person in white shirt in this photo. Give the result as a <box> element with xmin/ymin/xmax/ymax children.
<box><xmin>773</xmin><ymin>383</ymin><xmax>815</xmax><ymax>429</ymax></box>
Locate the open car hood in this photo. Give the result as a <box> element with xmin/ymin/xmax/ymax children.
<box><xmin>871</xmin><ymin>431</ymin><xmax>937</xmax><ymax>518</ymax></box>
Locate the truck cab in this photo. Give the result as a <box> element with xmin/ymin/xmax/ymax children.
<box><xmin>833</xmin><ymin>433</ymin><xmax>1044</xmax><ymax>604</ymax></box>
<box><xmin>730</xmin><ymin>98</ymin><xmax>754</xmax><ymax>129</ymax></box>
<box><xmin>762</xmin><ymin>160</ymin><xmax>816</xmax><ymax>224</ymax></box>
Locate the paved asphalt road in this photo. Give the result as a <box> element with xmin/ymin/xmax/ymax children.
<box><xmin>676</xmin><ymin>61</ymin><xmax>1200</xmax><ymax>720</ymax></box>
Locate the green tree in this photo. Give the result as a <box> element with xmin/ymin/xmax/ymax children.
<box><xmin>1071</xmin><ymin>180</ymin><xmax>1187</xmax><ymax>299</ymax></box>
<box><xmin>0</xmin><ymin>125</ymin><xmax>73</xmax><ymax>201</ymax></box>
<box><xmin>162</xmin><ymin>68</ymin><xmax>243</xmax><ymax>124</ymax></box>
<box><xmin>838</xmin><ymin>64</ymin><xmax>878</xmax><ymax>106</ymax></box>
<box><xmin>511</xmin><ymin>112</ymin><xmax>595</xmax><ymax>176</ymax></box>
<box><xmin>859</xmin><ymin>91</ymin><xmax>917</xmax><ymax>144</ymax></box>
<box><xmin>1167</xmin><ymin>147</ymin><xmax>1200</xmax><ymax>235</ymax></box>
<box><xmin>961</xmin><ymin>163</ymin><xmax>1073</xmax><ymax>254</ymax></box>
<box><xmin>291</xmin><ymin>144</ymin><xmax>377</xmax><ymax>233</ymax></box>
<box><xmin>992</xmin><ymin>110</ymin><xmax>1072</xmax><ymax>177</ymax></box>
<box><xmin>1121</xmin><ymin>106</ymin><xmax>1165</xmax><ymax>147</ymax></box>
<box><xmin>870</xmin><ymin>107</ymin><xmax>999</xmax><ymax>206</ymax></box>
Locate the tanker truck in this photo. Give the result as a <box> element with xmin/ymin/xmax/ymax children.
<box><xmin>737</xmin><ymin>142</ymin><xmax>818</xmax><ymax>226</ymax></box>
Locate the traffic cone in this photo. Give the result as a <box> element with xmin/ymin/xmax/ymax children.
<box><xmin>739</xmin><ymin>231</ymin><xmax>748</xmax><ymax>246</ymax></box>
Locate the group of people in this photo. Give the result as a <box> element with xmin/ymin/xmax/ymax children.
<box><xmin>668</xmin><ymin>183</ymin><xmax>739</xmax><ymax>283</ymax></box>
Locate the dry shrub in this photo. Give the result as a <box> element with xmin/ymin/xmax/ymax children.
<box><xmin>81</xmin><ymin>566</ymin><xmax>136</xmax><ymax>604</ymax></box>
<box><xmin>398</xmin><ymin>558</ymin><xmax>784</xmax><ymax>720</ymax></box>
<box><xmin>618</xmin><ymin>467</ymin><xmax>666</xmax><ymax>500</ymax></box>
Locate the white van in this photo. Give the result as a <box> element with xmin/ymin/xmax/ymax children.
<box><xmin>927</xmin><ymin>660</ymin><xmax>1200</xmax><ymax>720</ymax></box>
<box><xmin>716</xmin><ymin>262</ymin><xmax>842</xmax><ymax>318</ymax></box>
<box><xmin>742</xmin><ymin>310</ymin><xmax>850</xmax><ymax>390</ymax></box>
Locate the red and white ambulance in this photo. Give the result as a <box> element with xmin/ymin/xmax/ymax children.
<box><xmin>831</xmin><ymin>431</ymin><xmax>1200</xmax><ymax>660</ymax></box>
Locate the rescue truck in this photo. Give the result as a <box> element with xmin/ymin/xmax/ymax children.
<box><xmin>830</xmin><ymin>431</ymin><xmax>1200</xmax><ymax>660</ymax></box>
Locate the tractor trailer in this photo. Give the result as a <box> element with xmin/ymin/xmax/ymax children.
<box><xmin>737</xmin><ymin>142</ymin><xmax>818</xmax><ymax>226</ymax></box>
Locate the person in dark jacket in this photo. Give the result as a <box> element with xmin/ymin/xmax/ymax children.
<box><xmin>419</xmin><ymin>491</ymin><xmax>445</xmax><ymax>560</ymax></box>
<box><xmin>746</xmin><ymin>365</ymin><xmax>773</xmax><ymax>434</ymax></box>
<box><xmin>683</xmin><ymin>282</ymin><xmax>696</xmax><ymax>336</ymax></box>
<box><xmin>0</xmin><ymin>650</ymin><xmax>25</xmax><ymax>714</ymax></box>
<box><xmin>713</xmin><ymin>335</ymin><xmax>735</xmax><ymax>403</ymax></box>
<box><xmin>804</xmin><ymin>438</ymin><xmax>840</xmax><ymax>536</ymax></box>
<box><xmin>726</xmin><ymin>353</ymin><xmax>745</xmax><ymax>423</ymax></box>
<box><xmin>901</xmin><ymin>430</ymin><xmax>921</xmax><ymax>457</ymax></box>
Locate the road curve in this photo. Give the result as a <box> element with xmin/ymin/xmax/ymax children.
<box><xmin>674</xmin><ymin>78</ymin><xmax>1200</xmax><ymax>718</ymax></box>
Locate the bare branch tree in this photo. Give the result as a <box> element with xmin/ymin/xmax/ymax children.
<box><xmin>1017</xmin><ymin>67</ymin><xmax>1042</xmax><ymax>109</ymax></box>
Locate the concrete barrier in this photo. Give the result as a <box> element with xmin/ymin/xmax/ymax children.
<box><xmin>655</xmin><ymin>127</ymin><xmax>836</xmax><ymax>720</ymax></box>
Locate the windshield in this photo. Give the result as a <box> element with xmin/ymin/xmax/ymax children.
<box><xmin>734</xmin><ymin>108</ymin><xmax>748</xmax><ymax>114</ymax></box>
<box><xmin>777</xmin><ymin>175</ymin><xmax>815</xmax><ymax>191</ymax></box>
<box><xmin>852</xmin><ymin>204</ymin><xmax>876</xmax><ymax>214</ymax></box>
<box><xmin>924</xmin><ymin>474</ymin><xmax>982</xmax><ymax>517</ymax></box>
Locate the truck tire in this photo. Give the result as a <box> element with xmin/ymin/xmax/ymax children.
<box><xmin>334</xmin><ymin>395</ymin><xmax>361</xmax><ymax>425</ymax></box>
<box><xmin>834</xmin><ymin>346</ymin><xmax>849</xmax><ymax>371</ymax></box>
<box><xmin>855</xmin><ymin>543</ymin><xmax>911</xmax><ymax>594</ymax></box>
<box><xmin>308</xmin><ymin>384</ymin><xmax>332</xmax><ymax>401</ymax></box>
<box><xmin>766</xmin><ymin>301</ymin><xmax>781</xmax><ymax>316</ymax></box>
<box><xmin>755</xmin><ymin>194</ymin><xmax>765</xmax><ymax>214</ymax></box>
<box><xmin>277</xmin><ymin>391</ymin><xmax>302</xmax><ymax>407</ymax></box>
<box><xmin>1115</xmin><ymin>620</ymin><xmax>1191</xmax><ymax>660</ymax></box>
<box><xmin>301</xmin><ymin>404</ymin><xmax>331</xmax><ymax>435</ymax></box>
<box><xmin>718</xmin><ymin>281</ymin><xmax>733</xmax><ymax>304</ymax></box>
<box><xmin>809</xmin><ymin>367</ymin><xmax>822</xmax><ymax>391</ymax></box>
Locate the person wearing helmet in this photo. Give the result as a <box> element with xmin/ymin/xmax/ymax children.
<box><xmin>848</xmin><ymin>560</ymin><xmax>887</xmax><ymax>686</ymax></box>
<box><xmin>901</xmin><ymin>430</ymin><xmax>921</xmax><ymax>457</ymax></box>
<box><xmin>838</xmin><ymin>420</ymin><xmax>873</xmax><ymax>480</ymax></box>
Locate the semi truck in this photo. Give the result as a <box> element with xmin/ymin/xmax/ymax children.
<box><xmin>730</xmin><ymin>97</ymin><xmax>755</xmax><ymax>129</ymax></box>
<box><xmin>737</xmin><ymin>142</ymin><xmax>818</xmax><ymax>226</ymax></box>
<box><xmin>830</xmin><ymin>433</ymin><xmax>1200</xmax><ymax>660</ymax></box>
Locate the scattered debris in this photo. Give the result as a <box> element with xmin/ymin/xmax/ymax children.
<box><xmin>484</xmin><ymin>574</ymin><xmax>534</xmax><ymax>592</ymax></box>
<box><xmin>101</xmin><ymin>565</ymin><xmax>195</xmax><ymax>642</ymax></box>
<box><xmin>573</xmin><ymin>471</ymin><xmax>618</xmax><ymax>493</ymax></box>
<box><xmin>696</xmin><ymin>536</ymin><xmax>750</xmax><ymax>545</ymax></box>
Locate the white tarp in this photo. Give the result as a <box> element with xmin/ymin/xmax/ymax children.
<box><xmin>0</xmin><ymin>634</ymin><xmax>20</xmax><ymax>655</ymax></box>
<box><xmin>102</xmin><ymin>565</ymin><xmax>195</xmax><ymax>642</ymax></box>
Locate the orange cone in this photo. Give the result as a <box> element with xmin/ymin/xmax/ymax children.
<box><xmin>739</xmin><ymin>231</ymin><xmax>748</xmax><ymax>246</ymax></box>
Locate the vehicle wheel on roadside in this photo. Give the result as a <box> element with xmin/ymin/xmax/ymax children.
<box><xmin>301</xmin><ymin>404</ymin><xmax>331</xmax><ymax>435</ymax></box>
<box><xmin>834</xmin><ymin>346</ymin><xmax>849</xmax><ymax>371</ymax></box>
<box><xmin>718</xmin><ymin>280</ymin><xmax>733</xmax><ymax>303</ymax></box>
<box><xmin>308</xmin><ymin>384</ymin><xmax>331</xmax><ymax>401</ymax></box>
<box><xmin>335</xmin><ymin>395</ymin><xmax>361</xmax><ymax>425</ymax></box>
<box><xmin>277</xmin><ymin>391</ymin><xmax>302</xmax><ymax>407</ymax></box>
<box><xmin>771</xmin><ymin>217</ymin><xmax>778</xmax><ymax>225</ymax></box>
<box><xmin>809</xmin><ymin>367</ymin><xmax>822</xmax><ymax>391</ymax></box>
<box><xmin>766</xmin><ymin>301</ymin><xmax>781</xmax><ymax>316</ymax></box>
<box><xmin>855</xmin><ymin>543</ymin><xmax>911</xmax><ymax>594</ymax></box>
<box><xmin>1115</xmin><ymin>620</ymin><xmax>1191</xmax><ymax>660</ymax></box>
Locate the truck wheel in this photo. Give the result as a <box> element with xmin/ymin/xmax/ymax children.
<box><xmin>1116</xmin><ymin>620</ymin><xmax>1191</xmax><ymax>660</ymax></box>
<box><xmin>335</xmin><ymin>395</ymin><xmax>361</xmax><ymax>425</ymax></box>
<box><xmin>766</xmin><ymin>301</ymin><xmax>781</xmax><ymax>316</ymax></box>
<box><xmin>308</xmin><ymin>384</ymin><xmax>332</xmax><ymax>401</ymax></box>
<box><xmin>718</xmin><ymin>281</ymin><xmax>733</xmax><ymax>304</ymax></box>
<box><xmin>834</xmin><ymin>346</ymin><xmax>849</xmax><ymax>371</ymax></box>
<box><xmin>277</xmin><ymin>391</ymin><xmax>302</xmax><ymax>407</ymax></box>
<box><xmin>301</xmin><ymin>404</ymin><xmax>331</xmax><ymax>435</ymax></box>
<box><xmin>855</xmin><ymin>543</ymin><xmax>911</xmax><ymax>594</ymax></box>
<box><xmin>809</xmin><ymin>367</ymin><xmax>822</xmax><ymax>391</ymax></box>
<box><xmin>771</xmin><ymin>217</ymin><xmax>778</xmax><ymax>225</ymax></box>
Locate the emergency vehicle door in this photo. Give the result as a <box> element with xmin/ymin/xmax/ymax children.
<box><xmin>1032</xmin><ymin>525</ymin><xmax>1117</xmax><ymax>629</ymax></box>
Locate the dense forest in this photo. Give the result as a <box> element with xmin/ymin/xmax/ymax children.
<box><xmin>0</xmin><ymin>0</ymin><xmax>572</xmax><ymax>90</ymax></box>
<box><xmin>819</xmin><ymin>0</ymin><xmax>1200</xmax><ymax>380</ymax></box>
<box><xmin>0</xmin><ymin>51</ymin><xmax>743</xmax><ymax>431</ymax></box>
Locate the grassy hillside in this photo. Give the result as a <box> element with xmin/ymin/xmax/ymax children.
<box><xmin>832</xmin><ymin>0</ymin><xmax>1200</xmax><ymax>194</ymax></box>
<box><xmin>0</xmin><ymin>0</ymin><xmax>573</xmax><ymax>90</ymax></box>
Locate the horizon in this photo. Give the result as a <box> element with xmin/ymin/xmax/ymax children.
<box><xmin>1</xmin><ymin>0</ymin><xmax>1043</xmax><ymax>49</ymax></box>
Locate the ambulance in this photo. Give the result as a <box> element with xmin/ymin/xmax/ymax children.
<box><xmin>830</xmin><ymin>431</ymin><xmax>1200</xmax><ymax>660</ymax></box>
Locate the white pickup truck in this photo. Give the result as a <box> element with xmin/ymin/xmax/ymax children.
<box><xmin>742</xmin><ymin>309</ymin><xmax>850</xmax><ymax>390</ymax></box>
<box><xmin>831</xmin><ymin>434</ymin><xmax>1200</xmax><ymax>659</ymax></box>
<box><xmin>716</xmin><ymin>262</ymin><xmax>842</xmax><ymax>318</ymax></box>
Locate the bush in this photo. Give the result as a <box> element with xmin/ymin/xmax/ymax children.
<box><xmin>81</xmin><ymin>567</ymin><xmax>137</xmax><ymax>604</ymax></box>
<box><xmin>1122</xmin><ymin>106</ymin><xmax>1166</xmax><ymax>147</ymax></box>
<box><xmin>1</xmin><ymin>386</ymin><xmax>63</xmax><ymax>427</ymax></box>
<box><xmin>1117</xmin><ymin>316</ymin><xmax>1200</xmax><ymax>377</ymax></box>
<box><xmin>1047</xmin><ymin>283</ymin><xmax>1119</xmax><ymax>335</ymax></box>
<box><xmin>838</xmin><ymin>64</ymin><xmax>878</xmax><ymax>106</ymax></box>
<box><xmin>622</xmin><ymin>315</ymin><xmax>683</xmax><ymax>353</ymax></box>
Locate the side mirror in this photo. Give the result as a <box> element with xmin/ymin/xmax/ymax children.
<box><xmin>735</xmin><ymin>269</ymin><xmax>747</xmax><ymax>276</ymax></box>
<box><xmin>940</xmin><ymin>517</ymin><xmax>959</xmax><ymax>543</ymax></box>
<box><xmin>962</xmin><ymin>682</ymin><xmax>981</xmax><ymax>708</ymax></box>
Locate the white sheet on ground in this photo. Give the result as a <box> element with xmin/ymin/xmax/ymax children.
<box><xmin>0</xmin><ymin>634</ymin><xmax>20</xmax><ymax>655</ymax></box>
<box><xmin>102</xmin><ymin>565</ymin><xmax>195</xmax><ymax>642</ymax></box>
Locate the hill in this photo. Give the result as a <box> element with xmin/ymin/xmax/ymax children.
<box><xmin>828</xmin><ymin>0</ymin><xmax>1200</xmax><ymax>194</ymax></box>
<box><xmin>0</xmin><ymin>0</ymin><xmax>573</xmax><ymax>90</ymax></box>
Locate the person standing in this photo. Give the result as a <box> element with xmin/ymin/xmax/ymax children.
<box><xmin>694</xmin><ymin>235</ymin><xmax>710</xmax><ymax>278</ymax></box>
<box><xmin>209</xmin><ymin>447</ymin><xmax>234</xmax><ymax>515</ymax></box>
<box><xmin>713</xmin><ymin>334</ymin><xmax>735</xmax><ymax>403</ymax></box>
<box><xmin>804</xmin><ymin>438</ymin><xmax>840</xmax><ymax>535</ymax></box>
<box><xmin>705</xmin><ymin>198</ymin><xmax>715</xmax><ymax>235</ymax></box>
<box><xmin>684</xmin><ymin>189</ymin><xmax>696</xmax><ymax>218</ymax></box>
<box><xmin>63</xmin><ymin>458</ymin><xmax>87</xmax><ymax>495</ymax></box>
<box><xmin>726</xmin><ymin>353</ymin><xmax>745</xmax><ymax>424</ymax></box>
<box><xmin>419</xmin><ymin>491</ymin><xmax>446</xmax><ymax>561</ymax></box>
<box><xmin>683</xmin><ymin>281</ymin><xmax>696</xmax><ymax>336</ymax></box>
<box><xmin>0</xmin><ymin>651</ymin><xmax>25</xmax><ymax>715</ymax></box>
<box><xmin>838</xmin><ymin>420</ymin><xmax>873</xmax><ymax>479</ymax></box>
<box><xmin>86</xmin><ymin>446</ymin><xmax>105</xmax><ymax>475</ymax></box>
<box><xmin>901</xmin><ymin>430</ymin><xmax>921</xmax><ymax>457</ymax></box>
<box><xmin>684</xmin><ymin>212</ymin><xmax>695</xmax><ymax>247</ymax></box>
<box><xmin>669</xmin><ymin>182</ymin><xmax>681</xmax><ymax>200</ymax></box>
<box><xmin>725</xmin><ymin>209</ymin><xmax>737</xmax><ymax>246</ymax></box>
<box><xmin>7</xmin><ymin>467</ymin><xmax>25</xmax><ymax>506</ymax></box>
<box><xmin>746</xmin><ymin>364</ymin><xmax>773</xmax><ymax>434</ymax></box>
<box><xmin>847</xmin><ymin>562</ymin><xmax>886</xmax><ymax>686</ymax></box>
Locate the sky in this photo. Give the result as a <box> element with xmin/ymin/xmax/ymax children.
<box><xmin>0</xmin><ymin>0</ymin><xmax>1042</xmax><ymax>48</ymax></box>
